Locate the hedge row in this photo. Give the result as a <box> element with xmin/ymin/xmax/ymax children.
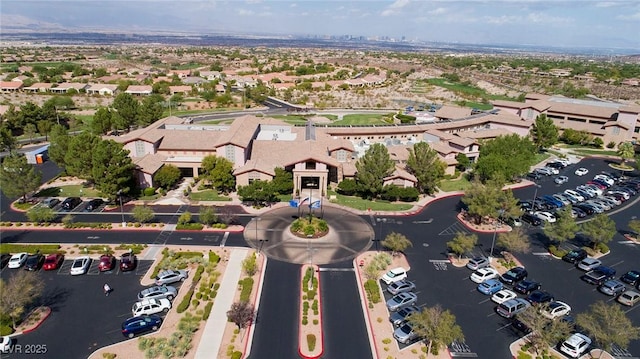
<box><xmin>239</xmin><ymin>277</ymin><xmax>254</xmax><ymax>302</ymax></box>
<box><xmin>364</xmin><ymin>279</ymin><xmax>381</xmax><ymax>305</ymax></box>
<box><xmin>64</xmin><ymin>222</ymin><xmax>113</xmax><ymax>229</ymax></box>
<box><xmin>176</xmin><ymin>223</ymin><xmax>204</xmax><ymax>230</ymax></box>
<box><xmin>176</xmin><ymin>288</ymin><xmax>195</xmax><ymax>313</ymax></box>
<box><xmin>208</xmin><ymin>251</ymin><xmax>220</xmax><ymax>264</ymax></box>
<box><xmin>0</xmin><ymin>244</ymin><xmax>61</xmax><ymax>254</ymax></box>
<box><xmin>202</xmin><ymin>302</ymin><xmax>214</xmax><ymax>320</ymax></box>
<box><xmin>192</xmin><ymin>265</ymin><xmax>205</xmax><ymax>284</ymax></box>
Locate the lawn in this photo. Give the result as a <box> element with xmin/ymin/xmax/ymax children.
<box><xmin>533</xmin><ymin>152</ymin><xmax>551</xmax><ymax>164</ymax></box>
<box><xmin>570</xmin><ymin>149</ymin><xmax>619</xmax><ymax>156</ymax></box>
<box><xmin>270</xmin><ymin>115</ymin><xmax>310</xmax><ymax>125</ymax></box>
<box><xmin>36</xmin><ymin>185</ymin><xmax>104</xmax><ymax>198</ymax></box>
<box><xmin>188</xmin><ymin>190</ymin><xmax>232</xmax><ymax>201</ymax></box>
<box><xmin>199</xmin><ymin>119</ymin><xmax>236</xmax><ymax>125</ymax></box>
<box><xmin>438</xmin><ymin>176</ymin><xmax>473</xmax><ymax>192</ymax></box>
<box><xmin>326</xmin><ymin>190</ymin><xmax>413</xmax><ymax>211</ymax></box>
<box><xmin>332</xmin><ymin>114</ymin><xmax>391</xmax><ymax>126</ymax></box>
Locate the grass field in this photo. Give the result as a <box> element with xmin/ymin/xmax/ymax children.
<box><xmin>36</xmin><ymin>185</ymin><xmax>104</xmax><ymax>198</ymax></box>
<box><xmin>570</xmin><ymin>149</ymin><xmax>618</xmax><ymax>156</ymax></box>
<box><xmin>199</xmin><ymin>119</ymin><xmax>236</xmax><ymax>125</ymax></box>
<box><xmin>189</xmin><ymin>190</ymin><xmax>232</xmax><ymax>201</ymax></box>
<box><xmin>533</xmin><ymin>152</ymin><xmax>551</xmax><ymax>164</ymax></box>
<box><xmin>270</xmin><ymin>115</ymin><xmax>310</xmax><ymax>125</ymax></box>
<box><xmin>332</xmin><ymin>114</ymin><xmax>391</xmax><ymax>126</ymax></box>
<box><xmin>326</xmin><ymin>190</ymin><xmax>413</xmax><ymax>211</ymax></box>
<box><xmin>438</xmin><ymin>176</ymin><xmax>473</xmax><ymax>192</ymax></box>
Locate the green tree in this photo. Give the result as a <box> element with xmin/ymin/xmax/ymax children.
<box><xmin>0</xmin><ymin>154</ymin><xmax>42</xmax><ymax>202</ymax></box>
<box><xmin>0</xmin><ymin>126</ymin><xmax>17</xmax><ymax>152</ymax></box>
<box><xmin>26</xmin><ymin>206</ymin><xmax>56</xmax><ymax>223</ymax></box>
<box><xmin>242</xmin><ymin>252</ymin><xmax>258</xmax><ymax>277</ymax></box>
<box><xmin>629</xmin><ymin>219</ymin><xmax>640</xmax><ymax>240</ymax></box>
<box><xmin>543</xmin><ymin>206</ymin><xmax>579</xmax><ymax>244</ymax></box>
<box><xmin>408</xmin><ymin>305</ymin><xmax>464</xmax><ymax>355</ymax></box>
<box><xmin>355</xmin><ymin>143</ymin><xmax>395</xmax><ymax>198</ymax></box>
<box><xmin>137</xmin><ymin>94</ymin><xmax>164</xmax><ymax>126</ymax></box>
<box><xmin>23</xmin><ymin>123</ymin><xmax>37</xmax><ymax>144</ymax></box>
<box><xmin>199</xmin><ymin>206</ymin><xmax>218</xmax><ymax>225</ymax></box>
<box><xmin>91</xmin><ymin>139</ymin><xmax>135</xmax><ymax>198</ymax></box>
<box><xmin>406</xmin><ymin>142</ymin><xmax>446</xmax><ymax>195</ymax></box>
<box><xmin>209</xmin><ymin>157</ymin><xmax>235</xmax><ymax>193</ymax></box>
<box><xmin>517</xmin><ymin>305</ymin><xmax>572</xmax><ymax>355</ymax></box>
<box><xmin>576</xmin><ymin>301</ymin><xmax>640</xmax><ymax>354</ymax></box>
<box><xmin>581</xmin><ymin>214</ymin><xmax>616</xmax><ymax>250</ymax></box>
<box><xmin>380</xmin><ymin>232</ymin><xmax>413</xmax><ymax>256</ymax></box>
<box><xmin>36</xmin><ymin>120</ymin><xmax>53</xmax><ymax>141</ymax></box>
<box><xmin>0</xmin><ymin>271</ymin><xmax>45</xmax><ymax>329</ymax></box>
<box><xmin>270</xmin><ymin>167</ymin><xmax>293</xmax><ymax>195</ymax></box>
<box><xmin>496</xmin><ymin>227</ymin><xmax>531</xmax><ymax>254</ymax></box>
<box><xmin>447</xmin><ymin>232</ymin><xmax>478</xmax><ymax>259</ymax></box>
<box><xmin>461</xmin><ymin>179</ymin><xmax>519</xmax><ymax>225</ymax></box>
<box><xmin>64</xmin><ymin>132</ymin><xmax>101</xmax><ymax>179</ymax></box>
<box><xmin>617</xmin><ymin>141</ymin><xmax>635</xmax><ymax>166</ymax></box>
<box><xmin>47</xmin><ymin>124</ymin><xmax>69</xmax><ymax>169</ymax></box>
<box><xmin>237</xmin><ymin>180</ymin><xmax>277</xmax><ymax>205</ymax></box>
<box><xmin>91</xmin><ymin>107</ymin><xmax>113</xmax><ymax>135</ymax></box>
<box><xmin>529</xmin><ymin>114</ymin><xmax>559</xmax><ymax>150</ymax></box>
<box><xmin>474</xmin><ymin>134</ymin><xmax>536</xmax><ymax>183</ymax></box>
<box><xmin>170</xmin><ymin>93</ymin><xmax>185</xmax><ymax>106</ymax></box>
<box><xmin>153</xmin><ymin>164</ymin><xmax>182</xmax><ymax>189</ymax></box>
<box><xmin>337</xmin><ymin>178</ymin><xmax>358</xmax><ymax>195</ymax></box>
<box><xmin>131</xmin><ymin>206</ymin><xmax>155</xmax><ymax>223</ymax></box>
<box><xmin>111</xmin><ymin>93</ymin><xmax>140</xmax><ymax>131</ymax></box>
<box><xmin>455</xmin><ymin>153</ymin><xmax>470</xmax><ymax>172</ymax></box>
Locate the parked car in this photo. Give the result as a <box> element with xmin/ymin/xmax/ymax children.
<box><xmin>491</xmin><ymin>289</ymin><xmax>517</xmax><ymax>304</ymax></box>
<box><xmin>120</xmin><ymin>252</ymin><xmax>137</xmax><ymax>272</ymax></box>
<box><xmin>7</xmin><ymin>252</ymin><xmax>28</xmax><ymax>269</ymax></box>
<box><xmin>389</xmin><ymin>306</ymin><xmax>419</xmax><ymax>326</ymax></box>
<box><xmin>0</xmin><ymin>336</ymin><xmax>12</xmax><ymax>354</ymax></box>
<box><xmin>504</xmin><ymin>216</ymin><xmax>522</xmax><ymax>227</ymax></box>
<box><xmin>526</xmin><ymin>172</ymin><xmax>541</xmax><ymax>180</ymax></box>
<box><xmin>500</xmin><ymin>267</ymin><xmax>528</xmax><ymax>285</ymax></box>
<box><xmin>565</xmin><ymin>189</ymin><xmax>585</xmax><ymax>202</ymax></box>
<box><xmin>386</xmin><ymin>292</ymin><xmax>418</xmax><ymax>312</ymax></box>
<box><xmin>514</xmin><ymin>279</ymin><xmax>541</xmax><ymax>295</ymax></box>
<box><xmin>154</xmin><ymin>269</ymin><xmax>189</xmax><ymax>286</ymax></box>
<box><xmin>534</xmin><ymin>167</ymin><xmax>553</xmax><ymax>176</ymax></box>
<box><xmin>61</xmin><ymin>197</ymin><xmax>82</xmax><ymax>211</ymax></box>
<box><xmin>520</xmin><ymin>212</ymin><xmax>542</xmax><ymax>226</ymax></box>
<box><xmin>594</xmin><ymin>174</ymin><xmax>614</xmax><ymax>186</ymax></box>
<box><xmin>574</xmin><ymin>203</ymin><xmax>596</xmax><ymax>215</ymax></box>
<box><xmin>42</xmin><ymin>253</ymin><xmax>64</xmax><ymax>271</ymax></box>
<box><xmin>545</xmin><ymin>166</ymin><xmax>559</xmax><ymax>175</ymax></box>
<box><xmin>577</xmin><ymin>257</ymin><xmax>601</xmax><ymax>271</ymax></box>
<box><xmin>526</xmin><ymin>290</ymin><xmax>554</xmax><ymax>305</ymax></box>
<box><xmin>466</xmin><ymin>257</ymin><xmax>490</xmax><ymax>271</ymax></box>
<box><xmin>570</xmin><ymin>207</ymin><xmax>586</xmax><ymax>219</ymax></box>
<box><xmin>138</xmin><ymin>286</ymin><xmax>178</xmax><ymax>302</ymax></box>
<box><xmin>541</xmin><ymin>301</ymin><xmax>571</xmax><ymax>319</ymax></box>
<box><xmin>470</xmin><ymin>267</ymin><xmax>499</xmax><ymax>284</ymax></box>
<box><xmin>98</xmin><ymin>254</ymin><xmax>116</xmax><ymax>272</ymax></box>
<box><xmin>598</xmin><ymin>279</ymin><xmax>626</xmax><ymax>296</ymax></box>
<box><xmin>560</xmin><ymin>333</ymin><xmax>591</xmax><ymax>358</ymax></box>
<box><xmin>581</xmin><ymin>266</ymin><xmax>616</xmax><ymax>286</ymax></box>
<box><xmin>496</xmin><ymin>298</ymin><xmax>530</xmax><ymax>318</ymax></box>
<box><xmin>617</xmin><ymin>290</ymin><xmax>640</xmax><ymax>307</ymax></box>
<box><xmin>121</xmin><ymin>315</ymin><xmax>163</xmax><ymax>338</ymax></box>
<box><xmin>511</xmin><ymin>317</ymin><xmax>532</xmax><ymax>334</ymax></box>
<box><xmin>24</xmin><ymin>253</ymin><xmax>45</xmax><ymax>271</ymax></box>
<box><xmin>620</xmin><ymin>270</ymin><xmax>640</xmax><ymax>286</ymax></box>
<box><xmin>41</xmin><ymin>197</ymin><xmax>60</xmax><ymax>208</ymax></box>
<box><xmin>554</xmin><ymin>176</ymin><xmax>569</xmax><ymax>185</ymax></box>
<box><xmin>534</xmin><ymin>211</ymin><xmax>556</xmax><ymax>223</ymax></box>
<box><xmin>70</xmin><ymin>256</ymin><xmax>92</xmax><ymax>275</ymax></box>
<box><xmin>562</xmin><ymin>249</ymin><xmax>587</xmax><ymax>264</ymax></box>
<box><xmin>387</xmin><ymin>280</ymin><xmax>416</xmax><ymax>295</ymax></box>
<box><xmin>0</xmin><ymin>254</ymin><xmax>11</xmax><ymax>269</ymax></box>
<box><xmin>393</xmin><ymin>322</ymin><xmax>419</xmax><ymax>344</ymax></box>
<box><xmin>478</xmin><ymin>279</ymin><xmax>503</xmax><ymax>295</ymax></box>
<box><xmin>381</xmin><ymin>267</ymin><xmax>408</xmax><ymax>285</ymax></box>
<box><xmin>132</xmin><ymin>298</ymin><xmax>172</xmax><ymax>317</ymax></box>
<box><xmin>84</xmin><ymin>198</ymin><xmax>104</xmax><ymax>211</ymax></box>
<box><xmin>575</xmin><ymin>168</ymin><xmax>589</xmax><ymax>176</ymax></box>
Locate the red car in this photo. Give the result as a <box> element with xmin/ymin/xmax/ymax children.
<box><xmin>43</xmin><ymin>253</ymin><xmax>64</xmax><ymax>271</ymax></box>
<box><xmin>98</xmin><ymin>254</ymin><xmax>116</xmax><ymax>272</ymax></box>
<box><xmin>120</xmin><ymin>252</ymin><xmax>137</xmax><ymax>272</ymax></box>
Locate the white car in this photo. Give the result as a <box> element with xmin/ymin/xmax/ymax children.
<box><xmin>593</xmin><ymin>175</ymin><xmax>614</xmax><ymax>186</ymax></box>
<box><xmin>541</xmin><ymin>301</ymin><xmax>571</xmax><ymax>319</ymax></box>
<box><xmin>70</xmin><ymin>256</ymin><xmax>92</xmax><ymax>275</ymax></box>
<box><xmin>564</xmin><ymin>190</ymin><xmax>585</xmax><ymax>202</ymax></box>
<box><xmin>577</xmin><ymin>258</ymin><xmax>601</xmax><ymax>271</ymax></box>
<box><xmin>381</xmin><ymin>267</ymin><xmax>408</xmax><ymax>285</ymax></box>
<box><xmin>470</xmin><ymin>267</ymin><xmax>499</xmax><ymax>284</ymax></box>
<box><xmin>491</xmin><ymin>289</ymin><xmax>517</xmax><ymax>304</ymax></box>
<box><xmin>560</xmin><ymin>333</ymin><xmax>592</xmax><ymax>358</ymax></box>
<box><xmin>0</xmin><ymin>336</ymin><xmax>12</xmax><ymax>353</ymax></box>
<box><xmin>554</xmin><ymin>176</ymin><xmax>569</xmax><ymax>185</ymax></box>
<box><xmin>7</xmin><ymin>252</ymin><xmax>28</xmax><ymax>269</ymax></box>
<box><xmin>546</xmin><ymin>166</ymin><xmax>559</xmax><ymax>175</ymax></box>
<box><xmin>575</xmin><ymin>168</ymin><xmax>589</xmax><ymax>176</ymax></box>
<box><xmin>534</xmin><ymin>211</ymin><xmax>556</xmax><ymax>223</ymax></box>
<box><xmin>132</xmin><ymin>298</ymin><xmax>172</xmax><ymax>317</ymax></box>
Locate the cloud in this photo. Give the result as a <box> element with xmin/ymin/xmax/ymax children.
<box><xmin>237</xmin><ymin>8</ymin><xmax>254</xmax><ymax>16</ymax></box>
<box><xmin>381</xmin><ymin>0</ymin><xmax>410</xmax><ymax>16</ymax></box>
<box><xmin>428</xmin><ymin>7</ymin><xmax>447</xmax><ymax>15</ymax></box>
<box><xmin>617</xmin><ymin>11</ymin><xmax>640</xmax><ymax>20</ymax></box>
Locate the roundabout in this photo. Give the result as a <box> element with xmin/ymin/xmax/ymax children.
<box><xmin>244</xmin><ymin>205</ymin><xmax>375</xmax><ymax>265</ymax></box>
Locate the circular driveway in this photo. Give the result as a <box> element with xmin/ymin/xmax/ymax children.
<box><xmin>244</xmin><ymin>206</ymin><xmax>374</xmax><ymax>265</ymax></box>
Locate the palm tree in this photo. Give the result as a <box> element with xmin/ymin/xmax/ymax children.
<box><xmin>617</xmin><ymin>142</ymin><xmax>635</xmax><ymax>166</ymax></box>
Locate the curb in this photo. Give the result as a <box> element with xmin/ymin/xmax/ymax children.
<box><xmin>297</xmin><ymin>264</ymin><xmax>324</xmax><ymax>359</ymax></box>
<box><xmin>456</xmin><ymin>213</ymin><xmax>512</xmax><ymax>234</ymax></box>
<box><xmin>353</xmin><ymin>256</ymin><xmax>380</xmax><ymax>359</ymax></box>
<box><xmin>0</xmin><ymin>224</ymin><xmax>245</xmax><ymax>233</ymax></box>
<box><xmin>12</xmin><ymin>306</ymin><xmax>52</xmax><ymax>336</ymax></box>
<box><xmin>242</xmin><ymin>254</ymin><xmax>268</xmax><ymax>358</ymax></box>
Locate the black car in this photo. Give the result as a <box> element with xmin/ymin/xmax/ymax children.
<box><xmin>121</xmin><ymin>315</ymin><xmax>163</xmax><ymax>338</ymax></box>
<box><xmin>85</xmin><ymin>198</ymin><xmax>104</xmax><ymax>212</ymax></box>
<box><xmin>0</xmin><ymin>253</ymin><xmax>11</xmax><ymax>268</ymax></box>
<box><xmin>24</xmin><ymin>253</ymin><xmax>45</xmax><ymax>271</ymax></box>
<box><xmin>61</xmin><ymin>197</ymin><xmax>82</xmax><ymax>211</ymax></box>
<box><xmin>574</xmin><ymin>203</ymin><xmax>595</xmax><ymax>215</ymax></box>
<box><xmin>562</xmin><ymin>249</ymin><xmax>588</xmax><ymax>264</ymax></box>
<box><xmin>571</xmin><ymin>207</ymin><xmax>587</xmax><ymax>218</ymax></box>
<box><xmin>511</xmin><ymin>317</ymin><xmax>532</xmax><ymax>334</ymax></box>
<box><xmin>526</xmin><ymin>290</ymin><xmax>554</xmax><ymax>305</ymax></box>
<box><xmin>500</xmin><ymin>267</ymin><xmax>528</xmax><ymax>285</ymax></box>
<box><xmin>547</xmin><ymin>161</ymin><xmax>566</xmax><ymax>169</ymax></box>
<box><xmin>526</xmin><ymin>172</ymin><xmax>541</xmax><ymax>180</ymax></box>
<box><xmin>514</xmin><ymin>279</ymin><xmax>541</xmax><ymax>295</ymax></box>
<box><xmin>581</xmin><ymin>266</ymin><xmax>616</xmax><ymax>285</ymax></box>
<box><xmin>520</xmin><ymin>212</ymin><xmax>542</xmax><ymax>226</ymax></box>
<box><xmin>620</xmin><ymin>270</ymin><xmax>640</xmax><ymax>286</ymax></box>
<box><xmin>517</xmin><ymin>200</ymin><xmax>533</xmax><ymax>212</ymax></box>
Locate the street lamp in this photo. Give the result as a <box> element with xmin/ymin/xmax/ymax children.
<box><xmin>489</xmin><ymin>209</ymin><xmax>505</xmax><ymax>260</ymax></box>
<box><xmin>117</xmin><ymin>190</ymin><xmax>126</xmax><ymax>227</ymax></box>
<box><xmin>530</xmin><ymin>183</ymin><xmax>542</xmax><ymax>212</ymax></box>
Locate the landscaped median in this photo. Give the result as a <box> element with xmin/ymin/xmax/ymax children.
<box><xmin>298</xmin><ymin>265</ymin><xmax>323</xmax><ymax>359</ymax></box>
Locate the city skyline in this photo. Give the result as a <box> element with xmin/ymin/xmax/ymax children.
<box><xmin>1</xmin><ymin>0</ymin><xmax>639</xmax><ymax>51</ymax></box>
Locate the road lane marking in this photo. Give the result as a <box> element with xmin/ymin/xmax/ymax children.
<box><xmin>220</xmin><ymin>232</ymin><xmax>230</xmax><ymax>247</ymax></box>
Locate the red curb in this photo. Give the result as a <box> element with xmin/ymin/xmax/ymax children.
<box><xmin>354</xmin><ymin>256</ymin><xmax>381</xmax><ymax>359</ymax></box>
<box><xmin>298</xmin><ymin>265</ymin><xmax>324</xmax><ymax>359</ymax></box>
<box><xmin>456</xmin><ymin>213</ymin><xmax>511</xmax><ymax>234</ymax></box>
<box><xmin>22</xmin><ymin>307</ymin><xmax>52</xmax><ymax>334</ymax></box>
<box><xmin>242</xmin><ymin>253</ymin><xmax>267</xmax><ymax>357</ymax></box>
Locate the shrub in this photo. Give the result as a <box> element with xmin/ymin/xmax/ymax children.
<box><xmin>606</xmin><ymin>141</ymin><xmax>617</xmax><ymax>149</ymax></box>
<box><xmin>143</xmin><ymin>187</ymin><xmax>156</xmax><ymax>196</ymax></box>
<box><xmin>313</xmin><ymin>319</ymin><xmax>318</xmax><ymax>325</ymax></box>
<box><xmin>178</xmin><ymin>212</ymin><xmax>192</xmax><ymax>225</ymax></box>
<box><xmin>336</xmin><ymin>178</ymin><xmax>358</xmax><ymax>195</ymax></box>
<box><xmin>382</xmin><ymin>338</ymin><xmax>392</xmax><ymax>344</ymax></box>
<box><xmin>364</xmin><ymin>279</ymin><xmax>381</xmax><ymax>304</ymax></box>
<box><xmin>191</xmin><ymin>299</ymin><xmax>200</xmax><ymax>307</ymax></box>
<box><xmin>193</xmin><ymin>265</ymin><xmax>205</xmax><ymax>284</ymax></box>
<box><xmin>302</xmin><ymin>317</ymin><xmax>308</xmax><ymax>325</ymax></box>
<box><xmin>203</xmin><ymin>302</ymin><xmax>213</xmax><ymax>320</ymax></box>
<box><xmin>102</xmin><ymin>354</ymin><xmax>117</xmax><ymax>359</ymax></box>
<box><xmin>177</xmin><ymin>288</ymin><xmax>195</xmax><ymax>313</ymax></box>
<box><xmin>0</xmin><ymin>325</ymin><xmax>13</xmax><ymax>336</ymax></box>
<box><xmin>0</xmin><ymin>244</ymin><xmax>61</xmax><ymax>255</ymax></box>
<box><xmin>307</xmin><ymin>334</ymin><xmax>316</xmax><ymax>351</ymax></box>
<box><xmin>304</xmin><ymin>225</ymin><xmax>316</xmax><ymax>237</ymax></box>
<box><xmin>239</xmin><ymin>277</ymin><xmax>254</xmax><ymax>302</ymax></box>
<box><xmin>176</xmin><ymin>223</ymin><xmax>204</xmax><ymax>230</ymax></box>
<box><xmin>317</xmin><ymin>220</ymin><xmax>328</xmax><ymax>232</ymax></box>
<box><xmin>291</xmin><ymin>219</ymin><xmax>303</xmax><ymax>232</ymax></box>
<box><xmin>548</xmin><ymin>245</ymin><xmax>567</xmax><ymax>258</ymax></box>
<box><xmin>596</xmin><ymin>242</ymin><xmax>609</xmax><ymax>254</ymax></box>
<box><xmin>231</xmin><ymin>352</ymin><xmax>242</xmax><ymax>359</ymax></box>
<box><xmin>209</xmin><ymin>251</ymin><xmax>220</xmax><ymax>264</ymax></box>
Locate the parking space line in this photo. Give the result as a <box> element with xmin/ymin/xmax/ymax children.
<box><xmin>608</xmin><ymin>260</ymin><xmax>624</xmax><ymax>268</ymax></box>
<box><xmin>486</xmin><ymin>312</ymin><xmax>497</xmax><ymax>318</ymax></box>
<box><xmin>496</xmin><ymin>322</ymin><xmax>511</xmax><ymax>331</ymax></box>
<box><xmin>478</xmin><ymin>298</ymin><xmax>490</xmax><ymax>304</ymax></box>
<box><xmin>625</xmin><ymin>305</ymin><xmax>639</xmax><ymax>314</ymax></box>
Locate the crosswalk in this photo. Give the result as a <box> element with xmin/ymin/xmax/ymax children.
<box><xmin>439</xmin><ymin>222</ymin><xmax>472</xmax><ymax>236</ymax></box>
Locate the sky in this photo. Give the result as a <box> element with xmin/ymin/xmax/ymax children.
<box><xmin>1</xmin><ymin>0</ymin><xmax>639</xmax><ymax>50</ymax></box>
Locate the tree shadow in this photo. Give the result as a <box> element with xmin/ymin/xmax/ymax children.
<box><xmin>35</xmin><ymin>187</ymin><xmax>61</xmax><ymax>197</ymax></box>
<box><xmin>39</xmin><ymin>287</ymin><xmax>71</xmax><ymax>311</ymax></box>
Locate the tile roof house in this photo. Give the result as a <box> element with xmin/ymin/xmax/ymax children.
<box><xmin>0</xmin><ymin>81</ymin><xmax>23</xmax><ymax>92</ymax></box>
<box><xmin>125</xmin><ymin>85</ymin><xmax>153</xmax><ymax>96</ymax></box>
<box><xmin>50</xmin><ymin>83</ymin><xmax>89</xmax><ymax>93</ymax></box>
<box><xmin>435</xmin><ymin>106</ymin><xmax>473</xmax><ymax>121</ymax></box>
<box><xmin>22</xmin><ymin>83</ymin><xmax>53</xmax><ymax>93</ymax></box>
<box><xmin>169</xmin><ymin>86</ymin><xmax>193</xmax><ymax>95</ymax></box>
<box><xmin>86</xmin><ymin>84</ymin><xmax>118</xmax><ymax>96</ymax></box>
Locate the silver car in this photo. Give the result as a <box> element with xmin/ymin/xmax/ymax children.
<box><xmin>154</xmin><ymin>269</ymin><xmax>189</xmax><ymax>286</ymax></box>
<box><xmin>138</xmin><ymin>285</ymin><xmax>178</xmax><ymax>301</ymax></box>
<box><xmin>387</xmin><ymin>280</ymin><xmax>416</xmax><ymax>295</ymax></box>
<box><xmin>389</xmin><ymin>306</ymin><xmax>419</xmax><ymax>326</ymax></box>
<box><xmin>466</xmin><ymin>257</ymin><xmax>490</xmax><ymax>271</ymax></box>
<box><xmin>386</xmin><ymin>292</ymin><xmax>418</xmax><ymax>312</ymax></box>
<box><xmin>598</xmin><ymin>280</ymin><xmax>626</xmax><ymax>296</ymax></box>
<box><xmin>393</xmin><ymin>322</ymin><xmax>419</xmax><ymax>344</ymax></box>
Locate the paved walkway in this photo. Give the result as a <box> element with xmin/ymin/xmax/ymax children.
<box><xmin>194</xmin><ymin>248</ymin><xmax>248</xmax><ymax>359</ymax></box>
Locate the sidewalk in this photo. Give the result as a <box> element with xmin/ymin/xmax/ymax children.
<box><xmin>194</xmin><ymin>248</ymin><xmax>248</xmax><ymax>359</ymax></box>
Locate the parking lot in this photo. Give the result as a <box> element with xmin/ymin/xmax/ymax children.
<box><xmin>0</xmin><ymin>259</ymin><xmax>157</xmax><ymax>358</ymax></box>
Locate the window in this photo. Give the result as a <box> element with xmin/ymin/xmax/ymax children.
<box><xmin>305</xmin><ymin>161</ymin><xmax>316</xmax><ymax>170</ymax></box>
<box><xmin>225</xmin><ymin>145</ymin><xmax>235</xmax><ymax>163</ymax></box>
<box><xmin>337</xmin><ymin>150</ymin><xmax>347</xmax><ymax>162</ymax></box>
<box><xmin>612</xmin><ymin>127</ymin><xmax>620</xmax><ymax>135</ymax></box>
<box><xmin>248</xmin><ymin>172</ymin><xmax>260</xmax><ymax>183</ymax></box>
<box><xmin>135</xmin><ymin>141</ymin><xmax>145</xmax><ymax>157</ymax></box>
